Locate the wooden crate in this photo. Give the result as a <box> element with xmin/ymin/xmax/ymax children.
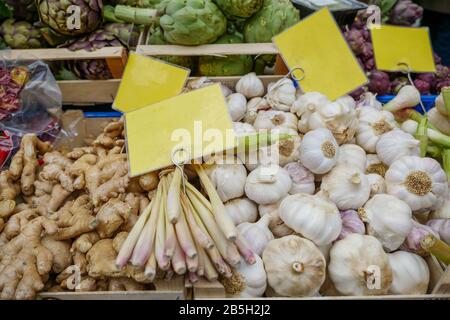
<box><xmin>38</xmin><ymin>277</ymin><xmax>187</xmax><ymax>300</ymax></box>
<box><xmin>192</xmin><ymin>257</ymin><xmax>450</xmax><ymax>300</ymax></box>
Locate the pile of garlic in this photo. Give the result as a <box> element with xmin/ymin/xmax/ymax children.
<box><xmin>192</xmin><ymin>74</ymin><xmax>450</xmax><ymax>298</ymax></box>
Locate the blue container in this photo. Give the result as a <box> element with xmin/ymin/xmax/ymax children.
<box><xmin>84</xmin><ymin>111</ymin><xmax>122</xmax><ymax>118</ymax></box>
<box><xmin>377</xmin><ymin>95</ymin><xmax>438</xmax><ymax>114</ymax></box>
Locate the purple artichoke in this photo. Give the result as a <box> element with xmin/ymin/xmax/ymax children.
<box><xmin>414</xmin><ymin>79</ymin><xmax>431</xmax><ymax>95</ymax></box>
<box><xmin>61</xmin><ymin>29</ymin><xmax>124</xmax><ymax>52</ymax></box>
<box><xmin>70</xmin><ymin>60</ymin><xmax>112</xmax><ymax>80</ymax></box>
<box><xmin>436</xmin><ymin>79</ymin><xmax>450</xmax><ymax>93</ymax></box>
<box><xmin>391</xmin><ymin>76</ymin><xmax>408</xmax><ymax>94</ymax></box>
<box><xmin>364</xmin><ymin>58</ymin><xmax>376</xmax><ymax>71</ymax></box>
<box><xmin>434</xmin><ymin>53</ymin><xmax>442</xmax><ymax>65</ymax></box>
<box><xmin>345</xmin><ymin>28</ymin><xmax>366</xmax><ymax>55</ymax></box>
<box><xmin>435</xmin><ymin>64</ymin><xmax>450</xmax><ymax>80</ymax></box>
<box><xmin>368</xmin><ymin>70</ymin><xmax>391</xmax><ymax>95</ymax></box>
<box><xmin>349</xmin><ymin>86</ymin><xmax>366</xmax><ymax>100</ymax></box>
<box><xmin>389</xmin><ymin>0</ymin><xmax>423</xmax><ymax>26</ymax></box>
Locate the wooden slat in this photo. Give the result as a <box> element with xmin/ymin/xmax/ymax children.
<box><xmin>192</xmin><ymin>279</ymin><xmax>226</xmax><ymax>299</ymax></box>
<box><xmin>4</xmin><ymin>47</ymin><xmax>126</xmax><ymax>61</ymax></box>
<box><xmin>136</xmin><ymin>43</ymin><xmax>279</xmax><ymax>56</ymax></box>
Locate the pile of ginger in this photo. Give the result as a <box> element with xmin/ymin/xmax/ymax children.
<box><xmin>0</xmin><ymin>119</ymin><xmax>162</xmax><ymax>300</ymax></box>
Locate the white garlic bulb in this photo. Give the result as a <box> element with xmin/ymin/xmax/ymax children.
<box><xmin>266</xmin><ymin>78</ymin><xmax>296</xmax><ymax>112</ymax></box>
<box><xmin>336</xmin><ymin>95</ymin><xmax>356</xmax><ymax>109</ymax></box>
<box><xmin>226</xmin><ymin>93</ymin><xmax>247</xmax><ymax>121</ymax></box>
<box><xmin>235</xmin><ymin>72</ymin><xmax>264</xmax><ymax>99</ymax></box>
<box><xmin>225</xmin><ymin>198</ymin><xmax>258</xmax><ymax>226</ymax></box>
<box><xmin>356</xmin><ymin>92</ymin><xmax>383</xmax><ymax>110</ymax></box>
<box><xmin>329</xmin><ymin>234</ymin><xmax>393</xmax><ymax>296</ymax></box>
<box><xmin>245</xmin><ymin>165</ymin><xmax>292</xmax><ymax>205</ymax></box>
<box><xmin>360</xmin><ymin>194</ymin><xmax>413</xmax><ymax>251</ymax></box>
<box><xmin>253</xmin><ymin>110</ymin><xmax>298</xmax><ymax>131</ymax></box>
<box><xmin>365</xmin><ymin>154</ymin><xmax>388</xmax><ymax>177</ymax></box>
<box><xmin>243</xmin><ymin>97</ymin><xmax>270</xmax><ymax>125</ymax></box>
<box><xmin>428</xmin><ymin>107</ymin><xmax>450</xmax><ymax>135</ymax></box>
<box><xmin>385</xmin><ymin>156</ymin><xmax>448</xmax><ymax>211</ymax></box>
<box><xmin>308</xmin><ymin>101</ymin><xmax>359</xmax><ymax>145</ymax></box>
<box><xmin>279</xmin><ymin>194</ymin><xmax>342</xmax><ymax>246</ymax></box>
<box><xmin>237</xmin><ymin>214</ymin><xmax>274</xmax><ymax>256</ymax></box>
<box><xmin>356</xmin><ymin>107</ymin><xmax>397</xmax><ymax>153</ymax></box>
<box><xmin>284</xmin><ymin>161</ymin><xmax>315</xmax><ymax>195</ymax></box>
<box><xmin>291</xmin><ymin>92</ymin><xmax>329</xmax><ymax>133</ymax></box>
<box><xmin>321</xmin><ymin>165</ymin><xmax>371</xmax><ymax>210</ymax></box>
<box><xmin>299</xmin><ymin>128</ymin><xmax>339</xmax><ymax>174</ymax></box>
<box><xmin>204</xmin><ymin>157</ymin><xmax>247</xmax><ymax>203</ymax></box>
<box><xmin>376</xmin><ymin>129</ymin><xmax>420</xmax><ymax>166</ymax></box>
<box><xmin>272</xmin><ymin>128</ymin><xmax>301</xmax><ymax>167</ymax></box>
<box><xmin>233</xmin><ymin>122</ymin><xmax>256</xmax><ymax>137</ymax></box>
<box><xmin>222</xmin><ymin>255</ymin><xmax>267</xmax><ymax>298</ymax></box>
<box><xmin>431</xmin><ymin>189</ymin><xmax>450</xmax><ymax>219</ymax></box>
<box><xmin>367</xmin><ymin>173</ymin><xmax>386</xmax><ymax>196</ymax></box>
<box><xmin>337</xmin><ymin>144</ymin><xmax>367</xmax><ymax>172</ymax></box>
<box><xmin>263</xmin><ymin>235</ymin><xmax>326</xmax><ymax>297</ymax></box>
<box><xmin>258</xmin><ymin>201</ymin><xmax>281</xmax><ymax>218</ymax></box>
<box><xmin>388</xmin><ymin>251</ymin><xmax>429</xmax><ymax>295</ymax></box>
<box><xmin>435</xmin><ymin>92</ymin><xmax>447</xmax><ymax>117</ymax></box>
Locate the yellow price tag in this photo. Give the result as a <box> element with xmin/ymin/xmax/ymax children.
<box><xmin>125</xmin><ymin>84</ymin><xmax>236</xmax><ymax>177</ymax></box>
<box><xmin>113</xmin><ymin>52</ymin><xmax>190</xmax><ymax>113</ymax></box>
<box><xmin>273</xmin><ymin>8</ymin><xmax>367</xmax><ymax>100</ymax></box>
<box><xmin>371</xmin><ymin>25</ymin><xmax>436</xmax><ymax>73</ymax></box>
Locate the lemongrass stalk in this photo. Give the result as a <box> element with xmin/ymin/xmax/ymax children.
<box><xmin>144</xmin><ymin>252</ymin><xmax>157</xmax><ymax>281</ymax></box>
<box><xmin>114</xmin><ymin>5</ymin><xmax>158</xmax><ymax>25</ymax></box>
<box><xmin>171</xmin><ymin>238</ymin><xmax>187</xmax><ymax>275</ymax></box>
<box><xmin>226</xmin><ymin>242</ymin><xmax>242</xmax><ymax>266</ymax></box>
<box><xmin>164</xmin><ymin>175</ymin><xmax>177</xmax><ymax>258</ymax></box>
<box><xmin>420</xmin><ymin>235</ymin><xmax>450</xmax><ymax>265</ymax></box>
<box><xmin>186</xmin><ymin>185</ymin><xmax>229</xmax><ymax>259</ymax></box>
<box><xmin>176</xmin><ymin>202</ymin><xmax>198</xmax><ymax>258</ymax></box>
<box><xmin>186</xmin><ymin>253</ymin><xmax>198</xmax><ymax>273</ymax></box>
<box><xmin>165</xmin><ymin>267</ymin><xmax>174</xmax><ymax>280</ymax></box>
<box><xmin>167</xmin><ymin>169</ymin><xmax>182</xmax><ymax>223</ymax></box>
<box><xmin>181</xmin><ymin>193</ymin><xmax>213</xmax><ymax>250</ymax></box>
<box><xmin>443</xmin><ymin>149</ymin><xmax>450</xmax><ymax>181</ymax></box>
<box><xmin>185</xmin><ymin>196</ymin><xmax>215</xmax><ymax>250</ymax></box>
<box><xmin>129</xmin><ymin>187</ymin><xmax>161</xmax><ymax>267</ymax></box>
<box><xmin>155</xmin><ymin>177</ymin><xmax>170</xmax><ymax>270</ymax></box>
<box><xmin>416</xmin><ymin>116</ymin><xmax>428</xmax><ymax>157</ymax></box>
<box><xmin>443</xmin><ymin>87</ymin><xmax>450</xmax><ymax>120</ymax></box>
<box><xmin>207</xmin><ymin>246</ymin><xmax>232</xmax><ymax>278</ymax></box>
<box><xmin>203</xmin><ymin>250</ymin><xmax>219</xmax><ymax>282</ymax></box>
<box><xmin>195</xmin><ymin>165</ymin><xmax>237</xmax><ymax>241</ymax></box>
<box><xmin>188</xmin><ymin>272</ymin><xmax>199</xmax><ymax>284</ymax></box>
<box><xmin>196</xmin><ymin>244</ymin><xmax>205</xmax><ymax>277</ymax></box>
<box><xmin>235</xmin><ymin>233</ymin><xmax>256</xmax><ymax>265</ymax></box>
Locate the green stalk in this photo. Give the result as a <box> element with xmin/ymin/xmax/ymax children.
<box><xmin>103</xmin><ymin>5</ymin><xmax>125</xmax><ymax>23</ymax></box>
<box><xmin>426</xmin><ymin>127</ymin><xmax>450</xmax><ymax>148</ymax></box>
<box><xmin>420</xmin><ymin>235</ymin><xmax>450</xmax><ymax>266</ymax></box>
<box><xmin>415</xmin><ymin>116</ymin><xmax>428</xmax><ymax>157</ymax></box>
<box><xmin>114</xmin><ymin>5</ymin><xmax>159</xmax><ymax>25</ymax></box>
<box><xmin>407</xmin><ymin>109</ymin><xmax>439</xmax><ymax>131</ymax></box>
<box><xmin>234</xmin><ymin>132</ymin><xmax>293</xmax><ymax>154</ymax></box>
<box><xmin>443</xmin><ymin>87</ymin><xmax>450</xmax><ymax>120</ymax></box>
<box><xmin>426</xmin><ymin>144</ymin><xmax>442</xmax><ymax>159</ymax></box>
<box><xmin>443</xmin><ymin>149</ymin><xmax>450</xmax><ymax>181</ymax></box>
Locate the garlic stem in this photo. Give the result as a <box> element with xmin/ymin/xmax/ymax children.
<box><xmin>235</xmin><ymin>132</ymin><xmax>293</xmax><ymax>154</ymax></box>
<box><xmin>167</xmin><ymin>170</ymin><xmax>182</xmax><ymax>223</ymax></box>
<box><xmin>416</xmin><ymin>116</ymin><xmax>429</xmax><ymax>157</ymax></box>
<box><xmin>404</xmin><ymin>117</ymin><xmax>450</xmax><ymax>148</ymax></box>
<box><xmin>292</xmin><ymin>262</ymin><xmax>304</xmax><ymax>273</ymax></box>
<box><xmin>443</xmin><ymin>150</ymin><xmax>450</xmax><ymax>181</ymax></box>
<box><xmin>443</xmin><ymin>87</ymin><xmax>450</xmax><ymax>120</ymax></box>
<box><xmin>427</xmin><ymin>144</ymin><xmax>442</xmax><ymax>158</ymax></box>
<box><xmin>420</xmin><ymin>235</ymin><xmax>450</xmax><ymax>265</ymax></box>
<box><xmin>350</xmin><ymin>173</ymin><xmax>361</xmax><ymax>184</ymax></box>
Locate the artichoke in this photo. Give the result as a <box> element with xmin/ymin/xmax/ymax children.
<box><xmin>389</xmin><ymin>0</ymin><xmax>423</xmax><ymax>26</ymax></box>
<box><xmin>110</xmin><ymin>0</ymin><xmax>168</xmax><ymax>9</ymax></box>
<box><xmin>160</xmin><ymin>0</ymin><xmax>227</xmax><ymax>46</ymax></box>
<box><xmin>243</xmin><ymin>0</ymin><xmax>299</xmax><ymax>43</ymax></box>
<box><xmin>104</xmin><ymin>23</ymin><xmax>141</xmax><ymax>47</ymax></box>
<box><xmin>198</xmin><ymin>32</ymin><xmax>253</xmax><ymax>76</ymax></box>
<box><xmin>147</xmin><ymin>26</ymin><xmax>195</xmax><ymax>70</ymax></box>
<box><xmin>60</xmin><ymin>29</ymin><xmax>124</xmax><ymax>51</ymax></box>
<box><xmin>5</xmin><ymin>0</ymin><xmax>38</xmax><ymax>22</ymax></box>
<box><xmin>36</xmin><ymin>0</ymin><xmax>103</xmax><ymax>36</ymax></box>
<box><xmin>0</xmin><ymin>19</ymin><xmax>46</xmax><ymax>49</ymax></box>
<box><xmin>68</xmin><ymin>59</ymin><xmax>113</xmax><ymax>80</ymax></box>
<box><xmin>213</xmin><ymin>0</ymin><xmax>262</xmax><ymax>19</ymax></box>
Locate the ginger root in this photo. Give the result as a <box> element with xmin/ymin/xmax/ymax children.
<box><xmin>41</xmin><ymin>237</ymin><xmax>72</xmax><ymax>274</ymax></box>
<box><xmin>108</xmin><ymin>277</ymin><xmax>145</xmax><ymax>291</ymax></box>
<box><xmin>96</xmin><ymin>198</ymin><xmax>131</xmax><ymax>238</ymax></box>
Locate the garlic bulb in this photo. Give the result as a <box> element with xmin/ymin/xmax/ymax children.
<box><xmin>308</xmin><ymin>101</ymin><xmax>358</xmax><ymax>145</ymax></box>
<box><xmin>321</xmin><ymin>165</ymin><xmax>371</xmax><ymax>210</ymax></box>
<box><xmin>365</xmin><ymin>154</ymin><xmax>388</xmax><ymax>177</ymax></box>
<box><xmin>225</xmin><ymin>198</ymin><xmax>258</xmax><ymax>226</ymax></box>
<box><xmin>376</xmin><ymin>130</ymin><xmax>420</xmax><ymax>166</ymax></box>
<box><xmin>337</xmin><ymin>144</ymin><xmax>367</xmax><ymax>172</ymax></box>
<box><xmin>245</xmin><ymin>165</ymin><xmax>292</xmax><ymax>205</ymax></box>
<box><xmin>253</xmin><ymin>110</ymin><xmax>298</xmax><ymax>131</ymax></box>
<box><xmin>272</xmin><ymin>128</ymin><xmax>301</xmax><ymax>167</ymax></box>
<box><xmin>226</xmin><ymin>93</ymin><xmax>247</xmax><ymax>121</ymax></box>
<box><xmin>329</xmin><ymin>234</ymin><xmax>393</xmax><ymax>296</ymax></box>
<box><xmin>262</xmin><ymin>235</ymin><xmax>326</xmax><ymax>297</ymax></box>
<box><xmin>384</xmin><ymin>85</ymin><xmax>421</xmax><ymax>112</ymax></box>
<box><xmin>258</xmin><ymin>201</ymin><xmax>281</xmax><ymax>218</ymax></box>
<box><xmin>356</xmin><ymin>107</ymin><xmax>397</xmax><ymax>153</ymax></box>
<box><xmin>357</xmin><ymin>92</ymin><xmax>382</xmax><ymax>110</ymax></box>
<box><xmin>427</xmin><ymin>219</ymin><xmax>450</xmax><ymax>245</ymax></box>
<box><xmin>400</xmin><ymin>119</ymin><xmax>419</xmax><ymax>135</ymax></box>
<box><xmin>284</xmin><ymin>161</ymin><xmax>315</xmax><ymax>195</ymax></box>
<box><xmin>360</xmin><ymin>194</ymin><xmax>413</xmax><ymax>251</ymax></box>
<box><xmin>266</xmin><ymin>78</ymin><xmax>296</xmax><ymax>111</ymax></box>
<box><xmin>388</xmin><ymin>251</ymin><xmax>429</xmax><ymax>295</ymax></box>
<box><xmin>401</xmin><ymin>220</ymin><xmax>439</xmax><ymax>256</ymax></box>
<box><xmin>237</xmin><ymin>214</ymin><xmax>274</xmax><ymax>256</ymax></box>
<box><xmin>435</xmin><ymin>93</ymin><xmax>447</xmax><ymax>116</ymax></box>
<box><xmin>291</xmin><ymin>92</ymin><xmax>329</xmax><ymax>133</ymax></box>
<box><xmin>337</xmin><ymin>210</ymin><xmax>365</xmax><ymax>240</ymax></box>
<box><xmin>243</xmin><ymin>97</ymin><xmax>270</xmax><ymax>125</ymax></box>
<box><xmin>279</xmin><ymin>194</ymin><xmax>342</xmax><ymax>246</ymax></box>
<box><xmin>204</xmin><ymin>157</ymin><xmax>248</xmax><ymax>202</ymax></box>
<box><xmin>299</xmin><ymin>128</ymin><xmax>339</xmax><ymax>174</ymax></box>
<box><xmin>367</xmin><ymin>173</ymin><xmax>386</xmax><ymax>196</ymax></box>
<box><xmin>221</xmin><ymin>255</ymin><xmax>267</xmax><ymax>298</ymax></box>
<box><xmin>428</xmin><ymin>107</ymin><xmax>450</xmax><ymax>135</ymax></box>
<box><xmin>336</xmin><ymin>95</ymin><xmax>356</xmax><ymax>109</ymax></box>
<box><xmin>385</xmin><ymin>156</ymin><xmax>448</xmax><ymax>211</ymax></box>
<box><xmin>233</xmin><ymin>122</ymin><xmax>256</xmax><ymax>137</ymax></box>
<box><xmin>431</xmin><ymin>189</ymin><xmax>450</xmax><ymax>219</ymax></box>
<box><xmin>266</xmin><ymin>209</ymin><xmax>295</xmax><ymax>238</ymax></box>
<box><xmin>235</xmin><ymin>72</ymin><xmax>264</xmax><ymax>99</ymax></box>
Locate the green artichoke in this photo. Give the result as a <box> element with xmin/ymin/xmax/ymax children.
<box><xmin>104</xmin><ymin>23</ymin><xmax>141</xmax><ymax>47</ymax></box>
<box><xmin>147</xmin><ymin>26</ymin><xmax>195</xmax><ymax>70</ymax></box>
<box><xmin>110</xmin><ymin>0</ymin><xmax>168</xmax><ymax>9</ymax></box>
<box><xmin>37</xmin><ymin>0</ymin><xmax>103</xmax><ymax>36</ymax></box>
<box><xmin>5</xmin><ymin>0</ymin><xmax>38</xmax><ymax>22</ymax></box>
<box><xmin>198</xmin><ymin>32</ymin><xmax>253</xmax><ymax>76</ymax></box>
<box><xmin>243</xmin><ymin>0</ymin><xmax>299</xmax><ymax>43</ymax></box>
<box><xmin>0</xmin><ymin>19</ymin><xmax>46</xmax><ymax>49</ymax></box>
<box><xmin>213</xmin><ymin>0</ymin><xmax>262</xmax><ymax>19</ymax></box>
<box><xmin>160</xmin><ymin>0</ymin><xmax>227</xmax><ymax>46</ymax></box>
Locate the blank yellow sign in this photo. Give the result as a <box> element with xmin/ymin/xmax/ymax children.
<box><xmin>273</xmin><ymin>8</ymin><xmax>367</xmax><ymax>100</ymax></box>
<box><xmin>371</xmin><ymin>25</ymin><xmax>436</xmax><ymax>73</ymax></box>
<box><xmin>113</xmin><ymin>53</ymin><xmax>190</xmax><ymax>113</ymax></box>
<box><xmin>125</xmin><ymin>84</ymin><xmax>236</xmax><ymax>177</ymax></box>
